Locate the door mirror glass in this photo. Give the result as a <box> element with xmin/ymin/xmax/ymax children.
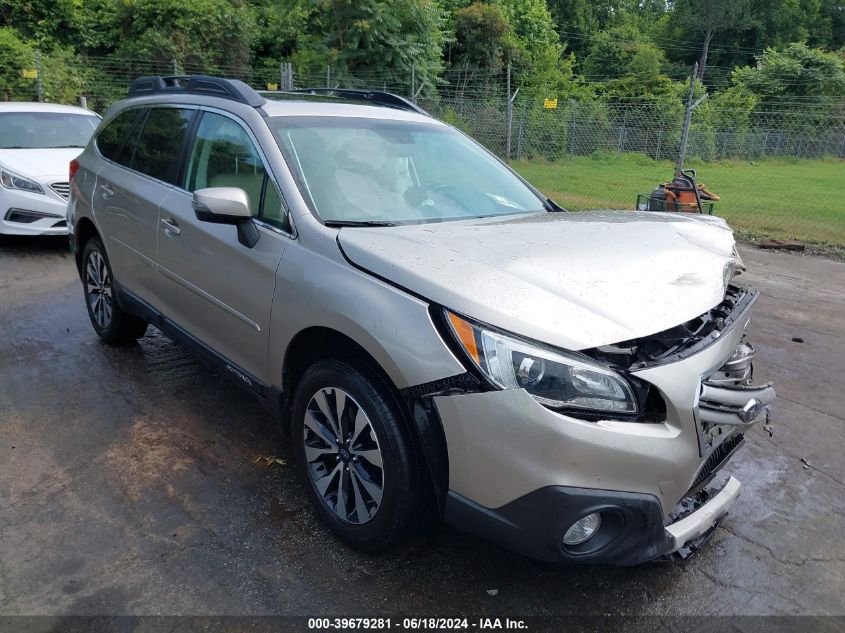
<box><xmin>192</xmin><ymin>187</ymin><xmax>259</xmax><ymax>248</ymax></box>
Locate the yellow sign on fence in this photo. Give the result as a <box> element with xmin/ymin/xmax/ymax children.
<box><xmin>543</xmin><ymin>98</ymin><xmax>558</xmax><ymax>109</ymax></box>
<box><xmin>267</xmin><ymin>82</ymin><xmax>278</xmax><ymax>91</ymax></box>
<box><xmin>22</xmin><ymin>69</ymin><xmax>38</xmax><ymax>79</ymax></box>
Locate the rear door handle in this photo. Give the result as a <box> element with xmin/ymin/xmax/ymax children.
<box><xmin>99</xmin><ymin>184</ymin><xmax>114</xmax><ymax>199</ymax></box>
<box><xmin>160</xmin><ymin>217</ymin><xmax>181</xmax><ymax>236</ymax></box>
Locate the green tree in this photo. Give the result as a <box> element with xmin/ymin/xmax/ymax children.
<box><xmin>582</xmin><ymin>24</ymin><xmax>676</xmax><ymax>100</ymax></box>
<box><xmin>0</xmin><ymin>27</ymin><xmax>35</xmax><ymax>100</ymax></box>
<box><xmin>450</xmin><ymin>2</ymin><xmax>511</xmax><ymax>71</ymax></box>
<box><xmin>301</xmin><ymin>0</ymin><xmax>445</xmax><ymax>90</ymax></box>
<box><xmin>546</xmin><ymin>0</ymin><xmax>599</xmax><ymax>61</ymax></box>
<box><xmin>730</xmin><ymin>42</ymin><xmax>845</xmax><ymax>104</ymax></box>
<box><xmin>78</xmin><ymin>0</ymin><xmax>256</xmax><ymax>73</ymax></box>
<box><xmin>0</xmin><ymin>0</ymin><xmax>75</xmax><ymax>47</ymax></box>
<box><xmin>495</xmin><ymin>0</ymin><xmax>582</xmax><ymax>96</ymax></box>
<box><xmin>250</xmin><ymin>0</ymin><xmax>313</xmax><ymax>62</ymax></box>
<box><xmin>671</xmin><ymin>0</ymin><xmax>754</xmax><ymax>82</ymax></box>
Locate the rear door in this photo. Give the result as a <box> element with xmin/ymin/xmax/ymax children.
<box><xmin>155</xmin><ymin>109</ymin><xmax>291</xmax><ymax>384</ymax></box>
<box><xmin>94</xmin><ymin>106</ymin><xmax>195</xmax><ymax>304</ymax></box>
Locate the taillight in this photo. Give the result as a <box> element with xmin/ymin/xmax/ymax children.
<box><xmin>69</xmin><ymin>159</ymin><xmax>80</xmax><ymax>182</ymax></box>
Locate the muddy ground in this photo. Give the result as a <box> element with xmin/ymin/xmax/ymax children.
<box><xmin>1</xmin><ymin>236</ymin><xmax>843</xmax><ymax>620</ymax></box>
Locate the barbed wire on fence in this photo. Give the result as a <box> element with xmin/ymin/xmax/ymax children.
<box><xmin>7</xmin><ymin>53</ymin><xmax>845</xmax><ymax>164</ymax></box>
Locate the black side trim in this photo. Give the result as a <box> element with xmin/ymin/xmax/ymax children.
<box><xmin>116</xmin><ymin>284</ymin><xmax>271</xmax><ymax>401</ymax></box>
<box><xmin>399</xmin><ymin>373</ymin><xmax>487</xmax><ymax>514</ymax></box>
<box><xmin>400</xmin><ymin>373</ymin><xmax>485</xmax><ymax>400</ymax></box>
<box><xmin>444</xmin><ymin>487</ymin><xmax>671</xmax><ymax>565</ymax></box>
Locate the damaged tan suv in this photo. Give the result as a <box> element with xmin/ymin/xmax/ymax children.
<box><xmin>69</xmin><ymin>75</ymin><xmax>775</xmax><ymax>564</ymax></box>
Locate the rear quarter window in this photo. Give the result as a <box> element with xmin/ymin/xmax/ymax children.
<box><xmin>131</xmin><ymin>108</ymin><xmax>194</xmax><ymax>185</ymax></box>
<box><xmin>96</xmin><ymin>109</ymin><xmax>141</xmax><ymax>164</ymax></box>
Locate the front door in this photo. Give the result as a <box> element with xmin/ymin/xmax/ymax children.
<box><xmin>155</xmin><ymin>110</ymin><xmax>291</xmax><ymax>384</ymax></box>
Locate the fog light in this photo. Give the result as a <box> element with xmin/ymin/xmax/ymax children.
<box><xmin>562</xmin><ymin>512</ymin><xmax>601</xmax><ymax>546</ymax></box>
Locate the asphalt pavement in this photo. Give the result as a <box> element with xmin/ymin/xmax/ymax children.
<box><xmin>1</xmin><ymin>235</ymin><xmax>843</xmax><ymax>620</ymax></box>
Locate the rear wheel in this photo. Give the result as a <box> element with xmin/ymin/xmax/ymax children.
<box><xmin>82</xmin><ymin>236</ymin><xmax>147</xmax><ymax>344</ymax></box>
<box><xmin>292</xmin><ymin>359</ymin><xmax>421</xmax><ymax>551</ymax></box>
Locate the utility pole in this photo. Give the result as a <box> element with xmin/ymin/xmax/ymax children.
<box><xmin>676</xmin><ymin>62</ymin><xmax>707</xmax><ymax>175</ymax></box>
<box><xmin>326</xmin><ymin>65</ymin><xmax>331</xmax><ymax>88</ymax></box>
<box><xmin>280</xmin><ymin>62</ymin><xmax>293</xmax><ymax>91</ymax></box>
<box><xmin>35</xmin><ymin>49</ymin><xmax>44</xmax><ymax>102</ymax></box>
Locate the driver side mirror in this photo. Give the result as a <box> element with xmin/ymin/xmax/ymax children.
<box><xmin>192</xmin><ymin>187</ymin><xmax>260</xmax><ymax>248</ymax></box>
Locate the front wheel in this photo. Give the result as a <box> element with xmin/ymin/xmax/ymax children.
<box><xmin>292</xmin><ymin>359</ymin><xmax>422</xmax><ymax>551</ymax></box>
<box><xmin>82</xmin><ymin>236</ymin><xmax>148</xmax><ymax>344</ymax></box>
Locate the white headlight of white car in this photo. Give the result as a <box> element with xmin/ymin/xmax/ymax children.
<box><xmin>0</xmin><ymin>167</ymin><xmax>44</xmax><ymax>195</ymax></box>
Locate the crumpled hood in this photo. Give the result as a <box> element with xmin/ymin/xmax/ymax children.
<box><xmin>338</xmin><ymin>211</ymin><xmax>741</xmax><ymax>350</ymax></box>
<box><xmin>0</xmin><ymin>148</ymin><xmax>83</xmax><ymax>180</ymax></box>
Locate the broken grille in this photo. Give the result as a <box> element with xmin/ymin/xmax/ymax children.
<box><xmin>587</xmin><ymin>285</ymin><xmax>756</xmax><ymax>370</ymax></box>
<box><xmin>689</xmin><ymin>433</ymin><xmax>744</xmax><ymax>494</ymax></box>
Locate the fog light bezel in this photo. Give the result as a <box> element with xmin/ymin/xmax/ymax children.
<box><xmin>559</xmin><ymin>507</ymin><xmax>629</xmax><ymax>557</ymax></box>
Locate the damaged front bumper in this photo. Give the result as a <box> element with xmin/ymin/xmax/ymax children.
<box><xmin>429</xmin><ymin>285</ymin><xmax>774</xmax><ymax>564</ymax></box>
<box><xmin>665</xmin><ymin>475</ymin><xmax>742</xmax><ymax>558</ymax></box>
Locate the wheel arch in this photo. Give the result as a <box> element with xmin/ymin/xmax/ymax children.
<box><xmin>282</xmin><ymin>326</ymin><xmax>401</xmax><ymax>419</ymax></box>
<box><xmin>73</xmin><ymin>216</ymin><xmax>101</xmax><ymax>280</ymax></box>
<box><xmin>281</xmin><ymin>325</ymin><xmax>448</xmax><ymax>515</ymax></box>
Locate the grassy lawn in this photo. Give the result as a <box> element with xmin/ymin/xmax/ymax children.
<box><xmin>512</xmin><ymin>156</ymin><xmax>845</xmax><ymax>248</ymax></box>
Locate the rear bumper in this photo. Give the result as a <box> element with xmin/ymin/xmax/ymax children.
<box><xmin>443</xmin><ymin>476</ymin><xmax>741</xmax><ymax>565</ymax></box>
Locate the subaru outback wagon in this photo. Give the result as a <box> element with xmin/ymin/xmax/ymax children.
<box><xmin>69</xmin><ymin>76</ymin><xmax>775</xmax><ymax>564</ymax></box>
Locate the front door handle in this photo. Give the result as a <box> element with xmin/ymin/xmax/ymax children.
<box><xmin>160</xmin><ymin>217</ymin><xmax>181</xmax><ymax>237</ymax></box>
<box><xmin>99</xmin><ymin>184</ymin><xmax>114</xmax><ymax>199</ymax></box>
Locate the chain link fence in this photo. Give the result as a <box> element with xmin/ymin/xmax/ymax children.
<box><xmin>6</xmin><ymin>54</ymin><xmax>844</xmax><ymax>250</ymax></box>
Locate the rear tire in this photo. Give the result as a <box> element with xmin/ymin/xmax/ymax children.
<box><xmin>82</xmin><ymin>236</ymin><xmax>148</xmax><ymax>344</ymax></box>
<box><xmin>292</xmin><ymin>359</ymin><xmax>422</xmax><ymax>552</ymax></box>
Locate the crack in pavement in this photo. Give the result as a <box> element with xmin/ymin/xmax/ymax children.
<box><xmin>773</xmin><ymin>393</ymin><xmax>845</xmax><ymax>424</ymax></box>
<box><xmin>696</xmin><ymin>566</ymin><xmax>805</xmax><ymax>613</ymax></box>
<box><xmin>761</xmin><ymin>436</ymin><xmax>845</xmax><ymax>489</ymax></box>
<box><xmin>719</xmin><ymin>524</ymin><xmax>844</xmax><ymax>569</ymax></box>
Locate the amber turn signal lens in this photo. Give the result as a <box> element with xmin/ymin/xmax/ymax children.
<box><xmin>446</xmin><ymin>311</ymin><xmax>481</xmax><ymax>364</ymax></box>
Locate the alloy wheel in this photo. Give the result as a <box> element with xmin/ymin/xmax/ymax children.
<box><xmin>303</xmin><ymin>387</ymin><xmax>385</xmax><ymax>524</ymax></box>
<box><xmin>85</xmin><ymin>250</ymin><xmax>113</xmax><ymax>329</ymax></box>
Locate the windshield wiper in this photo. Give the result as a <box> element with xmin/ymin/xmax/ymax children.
<box><xmin>324</xmin><ymin>220</ymin><xmax>398</xmax><ymax>227</ymax></box>
<box><xmin>544</xmin><ymin>198</ymin><xmax>568</xmax><ymax>213</ymax></box>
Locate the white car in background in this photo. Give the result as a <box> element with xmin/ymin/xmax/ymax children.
<box><xmin>0</xmin><ymin>102</ymin><xmax>100</xmax><ymax>235</ymax></box>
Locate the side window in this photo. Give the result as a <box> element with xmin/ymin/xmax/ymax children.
<box><xmin>96</xmin><ymin>109</ymin><xmax>141</xmax><ymax>164</ymax></box>
<box><xmin>184</xmin><ymin>112</ymin><xmax>288</xmax><ymax>229</ymax></box>
<box><xmin>132</xmin><ymin>108</ymin><xmax>193</xmax><ymax>184</ymax></box>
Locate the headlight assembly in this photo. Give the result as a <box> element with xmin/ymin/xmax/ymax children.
<box><xmin>444</xmin><ymin>310</ymin><xmax>638</xmax><ymax>415</ymax></box>
<box><xmin>0</xmin><ymin>168</ymin><xmax>44</xmax><ymax>194</ymax></box>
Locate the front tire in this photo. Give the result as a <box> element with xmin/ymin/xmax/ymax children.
<box><xmin>82</xmin><ymin>236</ymin><xmax>147</xmax><ymax>344</ymax></box>
<box><xmin>292</xmin><ymin>359</ymin><xmax>422</xmax><ymax>552</ymax></box>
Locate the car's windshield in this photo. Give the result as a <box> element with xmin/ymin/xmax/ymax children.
<box><xmin>0</xmin><ymin>112</ymin><xmax>100</xmax><ymax>149</ymax></box>
<box><xmin>268</xmin><ymin>116</ymin><xmax>545</xmax><ymax>225</ymax></box>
